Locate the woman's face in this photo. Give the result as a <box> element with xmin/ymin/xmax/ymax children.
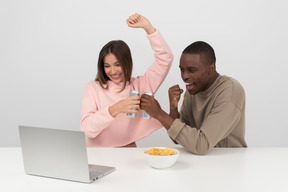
<box><xmin>103</xmin><ymin>53</ymin><xmax>124</xmax><ymax>84</ymax></box>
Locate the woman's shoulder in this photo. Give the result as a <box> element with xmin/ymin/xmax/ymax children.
<box><xmin>129</xmin><ymin>77</ymin><xmax>140</xmax><ymax>87</ymax></box>
<box><xmin>85</xmin><ymin>80</ymin><xmax>102</xmax><ymax>90</ymax></box>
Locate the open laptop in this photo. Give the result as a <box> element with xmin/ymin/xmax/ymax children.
<box><xmin>18</xmin><ymin>125</ymin><xmax>115</xmax><ymax>183</ymax></box>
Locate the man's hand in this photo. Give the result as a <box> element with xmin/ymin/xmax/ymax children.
<box><xmin>168</xmin><ymin>85</ymin><xmax>183</xmax><ymax>119</ymax></box>
<box><xmin>140</xmin><ymin>94</ymin><xmax>161</xmax><ymax>119</ymax></box>
<box><xmin>169</xmin><ymin>85</ymin><xmax>183</xmax><ymax>109</ymax></box>
<box><xmin>140</xmin><ymin>94</ymin><xmax>175</xmax><ymax>130</ymax></box>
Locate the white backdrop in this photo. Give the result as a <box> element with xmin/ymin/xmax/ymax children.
<box><xmin>1</xmin><ymin>0</ymin><xmax>287</xmax><ymax>147</ymax></box>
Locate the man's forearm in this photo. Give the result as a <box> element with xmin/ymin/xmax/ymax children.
<box><xmin>155</xmin><ymin>109</ymin><xmax>175</xmax><ymax>130</ymax></box>
<box><xmin>169</xmin><ymin>106</ymin><xmax>179</xmax><ymax>119</ymax></box>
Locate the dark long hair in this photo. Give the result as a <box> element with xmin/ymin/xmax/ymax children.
<box><xmin>95</xmin><ymin>40</ymin><xmax>133</xmax><ymax>92</ymax></box>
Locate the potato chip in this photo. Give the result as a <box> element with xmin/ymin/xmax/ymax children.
<box><xmin>145</xmin><ymin>147</ymin><xmax>176</xmax><ymax>156</ymax></box>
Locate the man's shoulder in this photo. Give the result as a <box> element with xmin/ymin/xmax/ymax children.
<box><xmin>217</xmin><ymin>75</ymin><xmax>245</xmax><ymax>105</ymax></box>
<box><xmin>218</xmin><ymin>75</ymin><xmax>244</xmax><ymax>93</ymax></box>
<box><xmin>225</xmin><ymin>75</ymin><xmax>244</xmax><ymax>90</ymax></box>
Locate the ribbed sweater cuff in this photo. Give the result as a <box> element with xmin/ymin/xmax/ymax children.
<box><xmin>167</xmin><ymin>118</ymin><xmax>184</xmax><ymax>140</ymax></box>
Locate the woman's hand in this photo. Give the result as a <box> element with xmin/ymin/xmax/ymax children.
<box><xmin>126</xmin><ymin>13</ymin><xmax>156</xmax><ymax>35</ymax></box>
<box><xmin>109</xmin><ymin>96</ymin><xmax>140</xmax><ymax>117</ymax></box>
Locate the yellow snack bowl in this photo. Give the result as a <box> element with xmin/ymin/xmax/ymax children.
<box><xmin>144</xmin><ymin>147</ymin><xmax>179</xmax><ymax>169</ymax></box>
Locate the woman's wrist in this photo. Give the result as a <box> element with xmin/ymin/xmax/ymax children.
<box><xmin>144</xmin><ymin>25</ymin><xmax>156</xmax><ymax>35</ymax></box>
<box><xmin>108</xmin><ymin>105</ymin><xmax>118</xmax><ymax>117</ymax></box>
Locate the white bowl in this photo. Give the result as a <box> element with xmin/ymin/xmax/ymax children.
<box><xmin>144</xmin><ymin>147</ymin><xmax>179</xmax><ymax>169</ymax></box>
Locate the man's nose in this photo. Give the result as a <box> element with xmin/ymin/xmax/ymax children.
<box><xmin>182</xmin><ymin>71</ymin><xmax>189</xmax><ymax>81</ymax></box>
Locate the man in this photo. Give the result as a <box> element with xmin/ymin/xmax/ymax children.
<box><xmin>140</xmin><ymin>41</ymin><xmax>247</xmax><ymax>155</ymax></box>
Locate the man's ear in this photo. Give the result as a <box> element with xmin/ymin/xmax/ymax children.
<box><xmin>208</xmin><ymin>63</ymin><xmax>215</xmax><ymax>74</ymax></box>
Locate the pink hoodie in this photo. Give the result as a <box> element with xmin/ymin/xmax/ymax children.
<box><xmin>80</xmin><ymin>30</ymin><xmax>173</xmax><ymax>147</ymax></box>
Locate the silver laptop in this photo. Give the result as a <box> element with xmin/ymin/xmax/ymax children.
<box><xmin>18</xmin><ymin>125</ymin><xmax>115</xmax><ymax>183</ymax></box>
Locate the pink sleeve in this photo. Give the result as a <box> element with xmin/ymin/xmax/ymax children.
<box><xmin>135</xmin><ymin>30</ymin><xmax>174</xmax><ymax>93</ymax></box>
<box><xmin>80</xmin><ymin>83</ymin><xmax>114</xmax><ymax>138</ymax></box>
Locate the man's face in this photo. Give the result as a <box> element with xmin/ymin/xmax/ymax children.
<box><xmin>179</xmin><ymin>53</ymin><xmax>213</xmax><ymax>95</ymax></box>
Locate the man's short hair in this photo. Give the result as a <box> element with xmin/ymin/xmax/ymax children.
<box><xmin>182</xmin><ymin>41</ymin><xmax>216</xmax><ymax>65</ymax></box>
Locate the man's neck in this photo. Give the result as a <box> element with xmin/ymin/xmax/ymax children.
<box><xmin>206</xmin><ymin>72</ymin><xmax>219</xmax><ymax>90</ymax></box>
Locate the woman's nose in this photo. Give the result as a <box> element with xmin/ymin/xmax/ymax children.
<box><xmin>110</xmin><ymin>66</ymin><xmax>116</xmax><ymax>74</ymax></box>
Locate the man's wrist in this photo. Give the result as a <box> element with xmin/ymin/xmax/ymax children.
<box><xmin>156</xmin><ymin>109</ymin><xmax>166</xmax><ymax>120</ymax></box>
<box><xmin>155</xmin><ymin>109</ymin><xmax>175</xmax><ymax>130</ymax></box>
<box><xmin>170</xmin><ymin>102</ymin><xmax>178</xmax><ymax>110</ymax></box>
<box><xmin>170</xmin><ymin>105</ymin><xmax>179</xmax><ymax>117</ymax></box>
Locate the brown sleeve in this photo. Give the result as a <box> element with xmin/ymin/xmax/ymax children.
<box><xmin>168</xmin><ymin>102</ymin><xmax>241</xmax><ymax>155</ymax></box>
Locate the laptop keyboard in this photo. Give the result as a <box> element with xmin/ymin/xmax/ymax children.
<box><xmin>89</xmin><ymin>164</ymin><xmax>103</xmax><ymax>180</ymax></box>
<box><xmin>89</xmin><ymin>171</ymin><xmax>101</xmax><ymax>180</ymax></box>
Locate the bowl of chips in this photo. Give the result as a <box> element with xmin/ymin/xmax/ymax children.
<box><xmin>144</xmin><ymin>147</ymin><xmax>179</xmax><ymax>169</ymax></box>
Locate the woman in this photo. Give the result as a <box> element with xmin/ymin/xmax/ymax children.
<box><xmin>80</xmin><ymin>13</ymin><xmax>173</xmax><ymax>147</ymax></box>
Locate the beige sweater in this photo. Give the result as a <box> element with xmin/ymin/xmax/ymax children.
<box><xmin>168</xmin><ymin>75</ymin><xmax>247</xmax><ymax>155</ymax></box>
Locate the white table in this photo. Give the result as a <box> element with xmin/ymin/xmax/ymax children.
<box><xmin>1</xmin><ymin>147</ymin><xmax>288</xmax><ymax>192</ymax></box>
